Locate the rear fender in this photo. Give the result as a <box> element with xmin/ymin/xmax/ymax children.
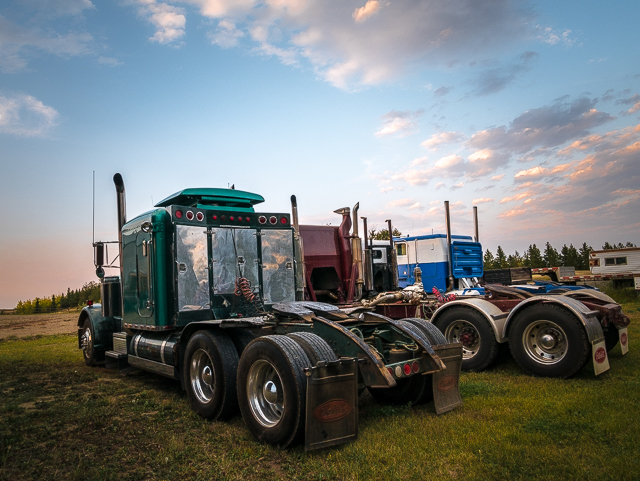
<box><xmin>77</xmin><ymin>304</ymin><xmax>119</xmax><ymax>351</ymax></box>
<box><xmin>503</xmin><ymin>295</ymin><xmax>604</xmax><ymax>343</ymax></box>
<box><xmin>431</xmin><ymin>298</ymin><xmax>509</xmax><ymax>343</ymax></box>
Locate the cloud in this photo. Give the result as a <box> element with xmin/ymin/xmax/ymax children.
<box><xmin>138</xmin><ymin>0</ymin><xmax>186</xmax><ymax>44</ymax></box>
<box><xmin>0</xmin><ymin>94</ymin><xmax>59</xmax><ymax>136</ymax></box>
<box><xmin>375</xmin><ymin>110</ymin><xmax>423</xmax><ymax>137</ymax></box>
<box><xmin>535</xmin><ymin>26</ymin><xmax>574</xmax><ymax>46</ymax></box>
<box><xmin>616</xmin><ymin>93</ymin><xmax>640</xmax><ymax>115</ymax></box>
<box><xmin>434</xmin><ymin>86</ymin><xmax>451</xmax><ymax>97</ymax></box>
<box><xmin>470</xmin><ymin>51</ymin><xmax>539</xmax><ymax>96</ymax></box>
<box><xmin>0</xmin><ymin>13</ymin><xmax>94</xmax><ymax>72</ymax></box>
<box><xmin>472</xmin><ymin>197</ymin><xmax>493</xmax><ymax>204</ymax></box>
<box><xmin>352</xmin><ymin>1</ymin><xmax>382</xmax><ymax>23</ymax></box>
<box><xmin>158</xmin><ymin>0</ymin><xmax>538</xmax><ymax>89</ymax></box>
<box><xmin>98</xmin><ymin>56</ymin><xmax>122</xmax><ymax>67</ymax></box>
<box><xmin>207</xmin><ymin>19</ymin><xmax>244</xmax><ymax>47</ymax></box>
<box><xmin>421</xmin><ymin>131</ymin><xmax>464</xmax><ymax>150</ymax></box>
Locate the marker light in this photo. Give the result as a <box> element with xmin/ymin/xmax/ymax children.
<box><xmin>175</xmin><ymin>210</ymin><xmax>183</xmax><ymax>219</ymax></box>
<box><xmin>269</xmin><ymin>216</ymin><xmax>277</xmax><ymax>224</ymax></box>
<box><xmin>186</xmin><ymin>211</ymin><xmax>194</xmax><ymax>221</ymax></box>
<box><xmin>212</xmin><ymin>215</ymin><xmax>217</xmax><ymax>221</ymax></box>
<box><xmin>196</xmin><ymin>212</ymin><xmax>204</xmax><ymax>222</ymax></box>
<box><xmin>394</xmin><ymin>366</ymin><xmax>403</xmax><ymax>378</ymax></box>
<box><xmin>230</xmin><ymin>216</ymin><xmax>235</xmax><ymax>221</ymax></box>
<box><xmin>259</xmin><ymin>216</ymin><xmax>267</xmax><ymax>224</ymax></box>
<box><xmin>280</xmin><ymin>216</ymin><xmax>288</xmax><ymax>225</ymax></box>
<box><xmin>246</xmin><ymin>217</ymin><xmax>251</xmax><ymax>222</ymax></box>
<box><xmin>403</xmin><ymin>363</ymin><xmax>412</xmax><ymax>376</ymax></box>
<box><xmin>412</xmin><ymin>361</ymin><xmax>420</xmax><ymax>373</ymax></box>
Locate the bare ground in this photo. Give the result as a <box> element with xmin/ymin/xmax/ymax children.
<box><xmin>0</xmin><ymin>312</ymin><xmax>80</xmax><ymax>339</ymax></box>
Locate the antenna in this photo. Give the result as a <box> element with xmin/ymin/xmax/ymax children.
<box><xmin>92</xmin><ymin>170</ymin><xmax>95</xmax><ymax>245</ymax></box>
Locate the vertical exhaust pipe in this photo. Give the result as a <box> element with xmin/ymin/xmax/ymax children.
<box><xmin>362</xmin><ymin>216</ymin><xmax>373</xmax><ymax>293</ymax></box>
<box><xmin>351</xmin><ymin>203</ymin><xmax>363</xmax><ymax>300</ymax></box>
<box><xmin>473</xmin><ymin>205</ymin><xmax>479</xmax><ymax>242</ymax></box>
<box><xmin>112</xmin><ymin>173</ymin><xmax>126</xmax><ymax>320</ymax></box>
<box><xmin>386</xmin><ymin>219</ymin><xmax>399</xmax><ymax>290</ymax></box>
<box><xmin>444</xmin><ymin>201</ymin><xmax>454</xmax><ymax>291</ymax></box>
<box><xmin>290</xmin><ymin>195</ymin><xmax>306</xmax><ymax>300</ymax></box>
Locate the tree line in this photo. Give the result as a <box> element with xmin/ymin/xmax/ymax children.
<box><xmin>15</xmin><ymin>282</ymin><xmax>101</xmax><ymax>314</ymax></box>
<box><xmin>484</xmin><ymin>241</ymin><xmax>637</xmax><ymax>270</ymax></box>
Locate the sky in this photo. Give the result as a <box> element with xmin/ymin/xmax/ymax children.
<box><xmin>0</xmin><ymin>0</ymin><xmax>639</xmax><ymax>308</ymax></box>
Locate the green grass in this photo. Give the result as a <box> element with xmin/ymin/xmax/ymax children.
<box><xmin>1</xmin><ymin>304</ymin><xmax>639</xmax><ymax>481</ymax></box>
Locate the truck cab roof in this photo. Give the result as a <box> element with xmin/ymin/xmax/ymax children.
<box><xmin>155</xmin><ymin>188</ymin><xmax>264</xmax><ymax>211</ymax></box>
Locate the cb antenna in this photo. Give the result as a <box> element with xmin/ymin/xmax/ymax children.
<box><xmin>92</xmin><ymin>170</ymin><xmax>95</xmax><ymax>245</ymax></box>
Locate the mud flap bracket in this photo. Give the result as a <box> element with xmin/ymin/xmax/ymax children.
<box><xmin>304</xmin><ymin>358</ymin><xmax>358</xmax><ymax>451</ymax></box>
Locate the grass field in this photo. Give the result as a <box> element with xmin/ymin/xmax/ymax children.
<box><xmin>1</xmin><ymin>299</ymin><xmax>639</xmax><ymax>481</ymax></box>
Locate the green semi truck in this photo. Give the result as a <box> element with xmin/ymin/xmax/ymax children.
<box><xmin>78</xmin><ymin>174</ymin><xmax>463</xmax><ymax>450</ymax></box>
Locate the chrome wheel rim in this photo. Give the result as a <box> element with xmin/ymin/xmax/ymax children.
<box><xmin>445</xmin><ymin>320</ymin><xmax>479</xmax><ymax>360</ymax></box>
<box><xmin>189</xmin><ymin>348</ymin><xmax>214</xmax><ymax>404</ymax></box>
<box><xmin>247</xmin><ymin>359</ymin><xmax>284</xmax><ymax>427</ymax></box>
<box><xmin>81</xmin><ymin>327</ymin><xmax>92</xmax><ymax>358</ymax></box>
<box><xmin>523</xmin><ymin>320</ymin><xmax>567</xmax><ymax>364</ymax></box>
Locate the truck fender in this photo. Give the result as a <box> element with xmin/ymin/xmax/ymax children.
<box><xmin>77</xmin><ymin>304</ymin><xmax>118</xmax><ymax>351</ymax></box>
<box><xmin>503</xmin><ymin>295</ymin><xmax>604</xmax><ymax>343</ymax></box>
<box><xmin>431</xmin><ymin>298</ymin><xmax>509</xmax><ymax>343</ymax></box>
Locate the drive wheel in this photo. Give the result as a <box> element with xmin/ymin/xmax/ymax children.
<box><xmin>237</xmin><ymin>335</ymin><xmax>311</xmax><ymax>448</ymax></box>
<box><xmin>80</xmin><ymin>319</ymin><xmax>104</xmax><ymax>367</ymax></box>
<box><xmin>286</xmin><ymin>332</ymin><xmax>337</xmax><ymax>364</ymax></box>
<box><xmin>183</xmin><ymin>330</ymin><xmax>239</xmax><ymax>420</ymax></box>
<box><xmin>433</xmin><ymin>307</ymin><xmax>498</xmax><ymax>371</ymax></box>
<box><xmin>508</xmin><ymin>304</ymin><xmax>590</xmax><ymax>378</ymax></box>
<box><xmin>401</xmin><ymin>317</ymin><xmax>448</xmax><ymax>345</ymax></box>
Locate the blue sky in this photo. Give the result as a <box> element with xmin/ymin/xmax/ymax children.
<box><xmin>0</xmin><ymin>0</ymin><xmax>639</xmax><ymax>308</ymax></box>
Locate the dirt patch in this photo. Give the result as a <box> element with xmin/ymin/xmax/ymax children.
<box><xmin>0</xmin><ymin>312</ymin><xmax>80</xmax><ymax>339</ymax></box>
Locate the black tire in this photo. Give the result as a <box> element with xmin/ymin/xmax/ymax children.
<box><xmin>286</xmin><ymin>332</ymin><xmax>337</xmax><ymax>365</ymax></box>
<box><xmin>80</xmin><ymin>318</ymin><xmax>104</xmax><ymax>367</ymax></box>
<box><xmin>183</xmin><ymin>330</ymin><xmax>239</xmax><ymax>420</ymax></box>
<box><xmin>237</xmin><ymin>335</ymin><xmax>311</xmax><ymax>448</ymax></box>
<box><xmin>604</xmin><ymin>326</ymin><xmax>619</xmax><ymax>352</ymax></box>
<box><xmin>433</xmin><ymin>307</ymin><xmax>498</xmax><ymax>372</ymax></box>
<box><xmin>226</xmin><ymin>328</ymin><xmax>255</xmax><ymax>356</ymax></box>
<box><xmin>508</xmin><ymin>304</ymin><xmax>590</xmax><ymax>378</ymax></box>
<box><xmin>401</xmin><ymin>318</ymin><xmax>448</xmax><ymax>345</ymax></box>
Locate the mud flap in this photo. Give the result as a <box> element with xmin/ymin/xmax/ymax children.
<box><xmin>431</xmin><ymin>343</ymin><xmax>463</xmax><ymax>415</ymax></box>
<box><xmin>304</xmin><ymin>358</ymin><xmax>358</xmax><ymax>451</ymax></box>
<box><xmin>620</xmin><ymin>327</ymin><xmax>629</xmax><ymax>355</ymax></box>
<box><xmin>592</xmin><ymin>339</ymin><xmax>610</xmax><ymax>375</ymax></box>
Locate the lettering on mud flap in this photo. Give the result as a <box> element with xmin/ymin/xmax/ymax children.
<box><xmin>437</xmin><ymin>375</ymin><xmax>457</xmax><ymax>392</ymax></box>
<box><xmin>313</xmin><ymin>399</ymin><xmax>352</xmax><ymax>422</ymax></box>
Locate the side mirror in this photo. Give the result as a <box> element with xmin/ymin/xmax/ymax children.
<box><xmin>94</xmin><ymin>242</ymin><xmax>105</xmax><ymax>268</ymax></box>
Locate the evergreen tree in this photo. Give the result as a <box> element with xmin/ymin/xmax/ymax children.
<box><xmin>495</xmin><ymin>246</ymin><xmax>508</xmax><ymax>268</ymax></box>
<box><xmin>484</xmin><ymin>249</ymin><xmax>495</xmax><ymax>269</ymax></box>
<box><xmin>50</xmin><ymin>295</ymin><xmax>57</xmax><ymax>312</ymax></box>
<box><xmin>528</xmin><ymin>244</ymin><xmax>545</xmax><ymax>268</ymax></box>
<box><xmin>34</xmin><ymin>298</ymin><xmax>41</xmax><ymax>314</ymax></box>
<box><xmin>578</xmin><ymin>242</ymin><xmax>592</xmax><ymax>270</ymax></box>
<box><xmin>543</xmin><ymin>242</ymin><xmax>561</xmax><ymax>267</ymax></box>
<box><xmin>508</xmin><ymin>250</ymin><xmax>523</xmax><ymax>267</ymax></box>
<box><xmin>369</xmin><ymin>227</ymin><xmax>402</xmax><ymax>240</ymax></box>
<box><xmin>561</xmin><ymin>244</ymin><xmax>580</xmax><ymax>268</ymax></box>
<box><xmin>602</xmin><ymin>242</ymin><xmax>614</xmax><ymax>250</ymax></box>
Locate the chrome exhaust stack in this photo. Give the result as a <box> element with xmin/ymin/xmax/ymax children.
<box><xmin>444</xmin><ymin>201</ymin><xmax>454</xmax><ymax>291</ymax></box>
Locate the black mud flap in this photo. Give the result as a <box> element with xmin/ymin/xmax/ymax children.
<box><xmin>431</xmin><ymin>343</ymin><xmax>463</xmax><ymax>415</ymax></box>
<box><xmin>304</xmin><ymin>358</ymin><xmax>358</xmax><ymax>451</ymax></box>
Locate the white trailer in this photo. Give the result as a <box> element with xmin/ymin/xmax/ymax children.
<box><xmin>590</xmin><ymin>247</ymin><xmax>640</xmax><ymax>275</ymax></box>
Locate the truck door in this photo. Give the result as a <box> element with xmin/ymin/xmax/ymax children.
<box><xmin>136</xmin><ymin>231</ymin><xmax>154</xmax><ymax>319</ymax></box>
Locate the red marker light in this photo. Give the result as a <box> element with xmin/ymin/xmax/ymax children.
<box><xmin>175</xmin><ymin>210</ymin><xmax>183</xmax><ymax>219</ymax></box>
<box><xmin>269</xmin><ymin>216</ymin><xmax>277</xmax><ymax>224</ymax></box>
<box><xmin>280</xmin><ymin>216</ymin><xmax>288</xmax><ymax>225</ymax></box>
<box><xmin>238</xmin><ymin>216</ymin><xmax>243</xmax><ymax>222</ymax></box>
<box><xmin>212</xmin><ymin>215</ymin><xmax>217</xmax><ymax>221</ymax></box>
<box><xmin>403</xmin><ymin>363</ymin><xmax>412</xmax><ymax>376</ymax></box>
<box><xmin>230</xmin><ymin>216</ymin><xmax>235</xmax><ymax>221</ymax></box>
<box><xmin>412</xmin><ymin>361</ymin><xmax>420</xmax><ymax>373</ymax></box>
<box><xmin>196</xmin><ymin>212</ymin><xmax>204</xmax><ymax>221</ymax></box>
<box><xmin>258</xmin><ymin>216</ymin><xmax>267</xmax><ymax>224</ymax></box>
<box><xmin>246</xmin><ymin>217</ymin><xmax>251</xmax><ymax>222</ymax></box>
<box><xmin>186</xmin><ymin>211</ymin><xmax>194</xmax><ymax>221</ymax></box>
